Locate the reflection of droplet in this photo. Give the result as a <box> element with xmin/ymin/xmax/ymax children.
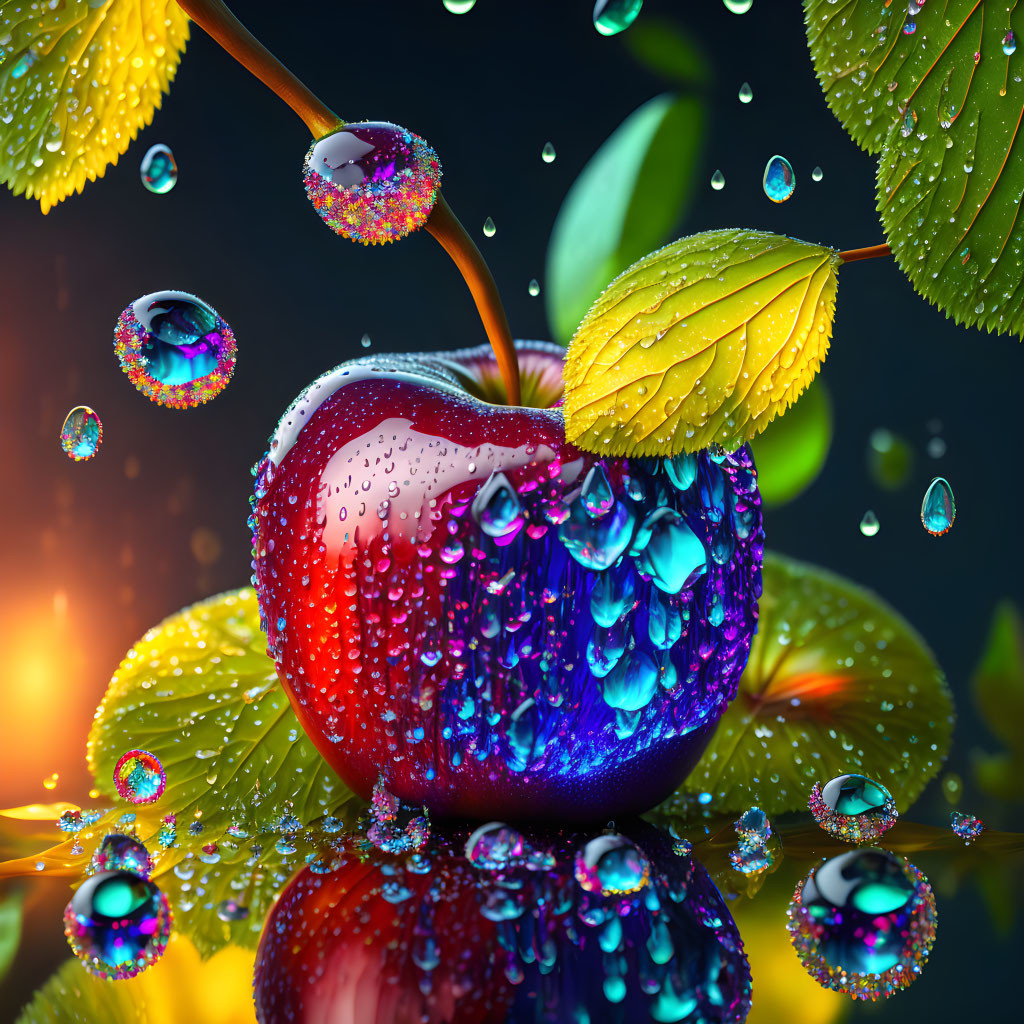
<box><xmin>738</xmin><ymin>82</ymin><xmax>753</xmax><ymax>104</ymax></box>
<box><xmin>859</xmin><ymin>510</ymin><xmax>880</xmax><ymax>537</ymax></box>
<box><xmin>60</xmin><ymin>406</ymin><xmax>102</xmax><ymax>462</ymax></box>
<box><xmin>465</xmin><ymin>822</ymin><xmax>525</xmax><ymax>870</ymax></box>
<box><xmin>593</xmin><ymin>0</ymin><xmax>644</xmax><ymax>36</ymax></box>
<box><xmin>541</xmin><ymin>141</ymin><xmax>557</xmax><ymax>163</ymax></box>
<box><xmin>723</xmin><ymin>0</ymin><xmax>754</xmax><ymax>12</ymax></box>
<box><xmin>920</xmin><ymin>477</ymin><xmax>955</xmax><ymax>536</ymax></box>
<box><xmin>528</xmin><ymin>278</ymin><xmax>541</xmax><ymax>297</ymax></box>
<box><xmin>574</xmin><ymin>833</ymin><xmax>650</xmax><ymax>895</ymax></box>
<box><xmin>140</xmin><ymin>144</ymin><xmax>178</xmax><ymax>194</ymax></box>
<box><xmin>482</xmin><ymin>216</ymin><xmax>496</xmax><ymax>238</ymax></box>
<box><xmin>811</xmin><ymin>165</ymin><xmax>824</xmax><ymax>182</ymax></box>
<box><xmin>763</xmin><ymin>155</ymin><xmax>796</xmax><ymax>203</ymax></box>
<box><xmin>710</xmin><ymin>169</ymin><xmax>726</xmax><ymax>191</ymax></box>
<box><xmin>113</xmin><ymin>750</ymin><xmax>166</xmax><ymax>805</ymax></box>
<box><xmin>809</xmin><ymin>774</ymin><xmax>898</xmax><ymax>843</ymax></box>
<box><xmin>443</xmin><ymin>0</ymin><xmax>476</xmax><ymax>11</ymax></box>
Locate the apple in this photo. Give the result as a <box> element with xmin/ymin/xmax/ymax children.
<box><xmin>250</xmin><ymin>341</ymin><xmax>763</xmax><ymax>820</ymax></box>
<box><xmin>252</xmin><ymin>822</ymin><xmax>752</xmax><ymax>1024</ymax></box>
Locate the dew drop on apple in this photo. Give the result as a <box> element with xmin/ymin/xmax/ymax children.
<box><xmin>763</xmin><ymin>155</ymin><xmax>796</xmax><ymax>203</ymax></box>
<box><xmin>859</xmin><ymin>510</ymin><xmax>880</xmax><ymax>537</ymax></box>
<box><xmin>635</xmin><ymin>509</ymin><xmax>707</xmax><ymax>593</ymax></box>
<box><xmin>60</xmin><ymin>406</ymin><xmax>102</xmax><ymax>461</ymax></box>
<box><xmin>528</xmin><ymin>278</ymin><xmax>541</xmax><ymax>297</ymax></box>
<box><xmin>921</xmin><ymin>477</ymin><xmax>955</xmax><ymax>535</ymax></box>
<box><xmin>541</xmin><ymin>141</ymin><xmax>556</xmax><ymax>163</ymax></box>
<box><xmin>471</xmin><ymin>472</ymin><xmax>522</xmax><ymax>537</ymax></box>
<box><xmin>601</xmin><ymin>650</ymin><xmax>659</xmax><ymax>711</ymax></box>
<box><xmin>581</xmin><ymin>464</ymin><xmax>614</xmax><ymax>517</ymax></box>
<box><xmin>442</xmin><ymin>0</ymin><xmax>476</xmax><ymax>12</ymax></box>
<box><xmin>574</xmin><ymin>833</ymin><xmax>650</xmax><ymax>895</ymax></box>
<box><xmin>482</xmin><ymin>216</ymin><xmax>496</xmax><ymax>238</ymax></box>
<box><xmin>593</xmin><ymin>0</ymin><xmax>644</xmax><ymax>36</ymax></box>
<box><xmin>738</xmin><ymin>82</ymin><xmax>753</xmax><ymax>104</ymax></box>
<box><xmin>710</xmin><ymin>169</ymin><xmax>726</xmax><ymax>191</ymax></box>
<box><xmin>139</xmin><ymin>143</ymin><xmax>177</xmax><ymax>194</ymax></box>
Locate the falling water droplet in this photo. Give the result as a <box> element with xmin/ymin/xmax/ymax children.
<box><xmin>723</xmin><ymin>0</ymin><xmax>754</xmax><ymax>12</ymax></box>
<box><xmin>859</xmin><ymin>510</ymin><xmax>880</xmax><ymax>537</ymax></box>
<box><xmin>811</xmin><ymin>165</ymin><xmax>824</xmax><ymax>182</ymax></box>
<box><xmin>738</xmin><ymin>82</ymin><xmax>753</xmax><ymax>104</ymax></box>
<box><xmin>60</xmin><ymin>406</ymin><xmax>102</xmax><ymax>462</ymax></box>
<box><xmin>1004</xmin><ymin>30</ymin><xmax>1017</xmax><ymax>55</ymax></box>
<box><xmin>763</xmin><ymin>155</ymin><xmax>796</xmax><ymax>203</ymax></box>
<box><xmin>593</xmin><ymin>0</ymin><xmax>644</xmax><ymax>36</ymax></box>
<box><xmin>528</xmin><ymin>278</ymin><xmax>541</xmax><ymax>297</ymax></box>
<box><xmin>710</xmin><ymin>169</ymin><xmax>726</xmax><ymax>191</ymax></box>
<box><xmin>921</xmin><ymin>477</ymin><xmax>955</xmax><ymax>535</ymax></box>
<box><xmin>482</xmin><ymin>216</ymin><xmax>496</xmax><ymax>238</ymax></box>
<box><xmin>360</xmin><ymin>333</ymin><xmax>372</xmax><ymax>349</ymax></box>
<box><xmin>541</xmin><ymin>141</ymin><xmax>557</xmax><ymax>163</ymax></box>
<box><xmin>442</xmin><ymin>0</ymin><xmax>476</xmax><ymax>12</ymax></box>
<box><xmin>139</xmin><ymin>144</ymin><xmax>178</xmax><ymax>194</ymax></box>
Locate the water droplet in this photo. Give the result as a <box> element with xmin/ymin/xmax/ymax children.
<box><xmin>950</xmin><ymin>810</ymin><xmax>984</xmax><ymax>843</ymax></box>
<box><xmin>360</xmin><ymin>333</ymin><xmax>372</xmax><ymax>349</ymax></box>
<box><xmin>60</xmin><ymin>406</ymin><xmax>102</xmax><ymax>461</ymax></box>
<box><xmin>920</xmin><ymin>477</ymin><xmax>955</xmax><ymax>535</ymax></box>
<box><xmin>710</xmin><ymin>169</ymin><xmax>726</xmax><ymax>191</ymax></box>
<box><xmin>574</xmin><ymin>833</ymin><xmax>650</xmax><ymax>895</ymax></box>
<box><xmin>811</xmin><ymin>165</ymin><xmax>824</xmax><ymax>182</ymax></box>
<box><xmin>442</xmin><ymin>0</ymin><xmax>476</xmax><ymax>12</ymax></box>
<box><xmin>580</xmin><ymin>464</ymin><xmax>615</xmax><ymax>517</ymax></box>
<box><xmin>903</xmin><ymin>21</ymin><xmax>917</xmax><ymax>36</ymax></box>
<box><xmin>114</xmin><ymin>291</ymin><xmax>237</xmax><ymax>408</ymax></box>
<box><xmin>593</xmin><ymin>0</ymin><xmax>644</xmax><ymax>36</ymax></box>
<box><xmin>763</xmin><ymin>155</ymin><xmax>796</xmax><ymax>203</ymax></box>
<box><xmin>541</xmin><ymin>141</ymin><xmax>557</xmax><ymax>163</ymax></box>
<box><xmin>465</xmin><ymin>822</ymin><xmax>526</xmax><ymax>869</ymax></box>
<box><xmin>366</xmin><ymin>779</ymin><xmax>431</xmax><ymax>854</ymax></box>
<box><xmin>471</xmin><ymin>471</ymin><xmax>523</xmax><ymax>537</ymax></box>
<box><xmin>723</xmin><ymin>0</ymin><xmax>753</xmax><ymax>12</ymax></box>
<box><xmin>900</xmin><ymin>107</ymin><xmax>918</xmax><ymax>137</ymax></box>
<box><xmin>738</xmin><ymin>82</ymin><xmax>753</xmax><ymax>104</ymax></box>
<box><xmin>113</xmin><ymin>750</ymin><xmax>166</xmax><ymax>805</ymax></box>
<box><xmin>64</xmin><ymin>870</ymin><xmax>171</xmax><ymax>979</ymax></box>
<box><xmin>482</xmin><ymin>216</ymin><xmax>496</xmax><ymax>238</ymax></box>
<box><xmin>88</xmin><ymin>834</ymin><xmax>153</xmax><ymax>877</ymax></box>
<box><xmin>559</xmin><ymin>497</ymin><xmax>636</xmax><ymax>571</ymax></box>
<box><xmin>601</xmin><ymin>650</ymin><xmax>659</xmax><ymax>711</ymax></box>
<box><xmin>810</xmin><ymin>774</ymin><xmax>898</xmax><ymax>842</ymax></box>
<box><xmin>139</xmin><ymin>144</ymin><xmax>177</xmax><ymax>194</ymax></box>
<box><xmin>528</xmin><ymin>277</ymin><xmax>541</xmax><ymax>297</ymax></box>
<box><xmin>859</xmin><ymin>510</ymin><xmax>880</xmax><ymax>537</ymax></box>
<box><xmin>1004</xmin><ymin>30</ymin><xmax>1017</xmax><ymax>55</ymax></box>
<box><xmin>735</xmin><ymin>807</ymin><xmax>771</xmax><ymax>845</ymax></box>
<box><xmin>635</xmin><ymin>509</ymin><xmax>707</xmax><ymax>594</ymax></box>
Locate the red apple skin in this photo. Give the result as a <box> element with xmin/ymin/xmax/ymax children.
<box><xmin>251</xmin><ymin>342</ymin><xmax>763</xmax><ymax>821</ymax></box>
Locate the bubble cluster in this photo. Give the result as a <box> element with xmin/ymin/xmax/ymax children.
<box><xmin>113</xmin><ymin>749</ymin><xmax>166</xmax><ymax>805</ymax></box>
<box><xmin>809</xmin><ymin>774</ymin><xmax>898</xmax><ymax>843</ymax></box>
<box><xmin>303</xmin><ymin>122</ymin><xmax>441</xmax><ymax>245</ymax></box>
<box><xmin>59</xmin><ymin>406</ymin><xmax>102</xmax><ymax>461</ymax></box>
<box><xmin>114</xmin><ymin>291</ymin><xmax>236</xmax><ymax>408</ymax></box>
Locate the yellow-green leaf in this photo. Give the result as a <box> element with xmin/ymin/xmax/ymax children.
<box><xmin>0</xmin><ymin>885</ymin><xmax>22</xmax><ymax>984</ymax></box>
<box><xmin>654</xmin><ymin>551</ymin><xmax>953</xmax><ymax>818</ymax></box>
<box><xmin>563</xmin><ymin>229</ymin><xmax>839</xmax><ymax>456</ymax></box>
<box><xmin>0</xmin><ymin>0</ymin><xmax>190</xmax><ymax>212</ymax></box>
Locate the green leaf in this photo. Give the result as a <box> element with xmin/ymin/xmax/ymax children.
<box><xmin>622</xmin><ymin>17</ymin><xmax>711</xmax><ymax>87</ymax></box>
<box><xmin>0</xmin><ymin>0</ymin><xmax>190</xmax><ymax>212</ymax></box>
<box><xmin>655</xmin><ymin>551</ymin><xmax>954</xmax><ymax>818</ymax></box>
<box><xmin>545</xmin><ymin>93</ymin><xmax>705</xmax><ymax>344</ymax></box>
<box><xmin>0</xmin><ymin>885</ymin><xmax>22</xmax><ymax>984</ymax></box>
<box><xmin>749</xmin><ymin>380</ymin><xmax>832</xmax><ymax>507</ymax></box>
<box><xmin>803</xmin><ymin>0</ymin><xmax>1024</xmax><ymax>336</ymax></box>
<box><xmin>563</xmin><ymin>230</ymin><xmax>839</xmax><ymax>456</ymax></box>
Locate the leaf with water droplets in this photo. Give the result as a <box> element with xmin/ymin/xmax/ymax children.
<box><xmin>653</xmin><ymin>551</ymin><xmax>953</xmax><ymax>818</ymax></box>
<box><xmin>0</xmin><ymin>0</ymin><xmax>190</xmax><ymax>212</ymax></box>
<box><xmin>804</xmin><ymin>0</ymin><xmax>1024</xmax><ymax>335</ymax></box>
<box><xmin>563</xmin><ymin>229</ymin><xmax>839</xmax><ymax>455</ymax></box>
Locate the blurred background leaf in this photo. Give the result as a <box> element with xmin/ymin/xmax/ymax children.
<box><xmin>621</xmin><ymin>16</ymin><xmax>710</xmax><ymax>87</ymax></box>
<box><xmin>0</xmin><ymin>886</ymin><xmax>23</xmax><ymax>984</ymax></box>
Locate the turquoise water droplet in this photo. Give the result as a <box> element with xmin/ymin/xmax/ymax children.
<box><xmin>859</xmin><ymin>510</ymin><xmax>879</xmax><ymax>537</ymax></box>
<box><xmin>635</xmin><ymin>509</ymin><xmax>707</xmax><ymax>594</ymax></box>
<box><xmin>574</xmin><ymin>833</ymin><xmax>650</xmax><ymax>895</ymax></box>
<box><xmin>442</xmin><ymin>0</ymin><xmax>476</xmax><ymax>12</ymax></box>
<box><xmin>1004</xmin><ymin>31</ymin><xmax>1017</xmax><ymax>55</ymax></box>
<box><xmin>541</xmin><ymin>141</ymin><xmax>557</xmax><ymax>163</ymax></box>
<box><xmin>903</xmin><ymin>21</ymin><xmax>917</xmax><ymax>36</ymax></box>
<box><xmin>589</xmin><ymin>568</ymin><xmax>636</xmax><ymax>628</ymax></box>
<box><xmin>648</xmin><ymin>591</ymin><xmax>682</xmax><ymax>649</ymax></box>
<box><xmin>471</xmin><ymin>471</ymin><xmax>522</xmax><ymax>537</ymax></box>
<box><xmin>140</xmin><ymin>144</ymin><xmax>177</xmax><ymax>194</ymax></box>
<box><xmin>738</xmin><ymin>82</ymin><xmax>753</xmax><ymax>104</ymax></box>
<box><xmin>710</xmin><ymin>169</ymin><xmax>726</xmax><ymax>191</ymax></box>
<box><xmin>528</xmin><ymin>278</ymin><xmax>541</xmax><ymax>297</ymax></box>
<box><xmin>559</xmin><ymin>498</ymin><xmax>635</xmax><ymax>571</ymax></box>
<box><xmin>587</xmin><ymin>623</ymin><xmax>627</xmax><ymax>678</ymax></box>
<box><xmin>507</xmin><ymin>698</ymin><xmax>543</xmax><ymax>770</ymax></box>
<box><xmin>763</xmin><ymin>155</ymin><xmax>796</xmax><ymax>203</ymax></box>
<box><xmin>920</xmin><ymin>477</ymin><xmax>955</xmax><ymax>535</ymax></box>
<box><xmin>601</xmin><ymin>650</ymin><xmax>658</xmax><ymax>710</ymax></box>
<box><xmin>811</xmin><ymin>774</ymin><xmax>897</xmax><ymax>843</ymax></box>
<box><xmin>664</xmin><ymin>452</ymin><xmax>697</xmax><ymax>491</ymax></box>
<box><xmin>824</xmin><ymin>774</ymin><xmax>891</xmax><ymax>816</ymax></box>
<box><xmin>811</xmin><ymin>165</ymin><xmax>824</xmax><ymax>182</ymax></box>
<box><xmin>581</xmin><ymin>464</ymin><xmax>614</xmax><ymax>517</ymax></box>
<box><xmin>482</xmin><ymin>216</ymin><xmax>496</xmax><ymax>238</ymax></box>
<box><xmin>60</xmin><ymin>406</ymin><xmax>102</xmax><ymax>461</ymax></box>
<box><xmin>360</xmin><ymin>333</ymin><xmax>372</xmax><ymax>349</ymax></box>
<box><xmin>592</xmin><ymin>0</ymin><xmax>644</xmax><ymax>36</ymax></box>
<box><xmin>723</xmin><ymin>0</ymin><xmax>753</xmax><ymax>12</ymax></box>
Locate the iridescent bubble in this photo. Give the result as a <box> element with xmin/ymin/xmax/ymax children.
<box><xmin>735</xmin><ymin>807</ymin><xmax>771</xmax><ymax>845</ymax></box>
<box><xmin>139</xmin><ymin>143</ymin><xmax>177</xmax><ymax>194</ymax></box>
<box><xmin>89</xmin><ymin>834</ymin><xmax>153</xmax><ymax>877</ymax></box>
<box><xmin>113</xmin><ymin>749</ymin><xmax>166</xmax><ymax>805</ymax></box>
<box><xmin>465</xmin><ymin>822</ymin><xmax>526</xmax><ymax>870</ymax></box>
<box><xmin>303</xmin><ymin>122</ymin><xmax>441</xmax><ymax>245</ymax></box>
<box><xmin>574</xmin><ymin>833</ymin><xmax>650</xmax><ymax>895</ymax></box>
<box><xmin>950</xmin><ymin>810</ymin><xmax>984</xmax><ymax>843</ymax></box>
<box><xmin>60</xmin><ymin>406</ymin><xmax>102</xmax><ymax>461</ymax></box>
<box><xmin>921</xmin><ymin>477</ymin><xmax>955</xmax><ymax>536</ymax></box>
<box><xmin>763</xmin><ymin>155</ymin><xmax>796</xmax><ymax>203</ymax></box>
<box><xmin>114</xmin><ymin>291</ymin><xmax>237</xmax><ymax>408</ymax></box>
<box><xmin>787</xmin><ymin>849</ymin><xmax>936</xmax><ymax>1000</ymax></box>
<box><xmin>366</xmin><ymin>779</ymin><xmax>431</xmax><ymax>854</ymax></box>
<box><xmin>809</xmin><ymin>774</ymin><xmax>897</xmax><ymax>843</ymax></box>
<box><xmin>593</xmin><ymin>0</ymin><xmax>644</xmax><ymax>36</ymax></box>
<box><xmin>63</xmin><ymin>870</ymin><xmax>172</xmax><ymax>980</ymax></box>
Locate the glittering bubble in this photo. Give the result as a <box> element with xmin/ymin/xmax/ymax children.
<box><xmin>810</xmin><ymin>774</ymin><xmax>898</xmax><ymax>843</ymax></box>
<box><xmin>88</xmin><ymin>834</ymin><xmax>153</xmax><ymax>877</ymax></box>
<box><xmin>303</xmin><ymin>122</ymin><xmax>441</xmax><ymax>245</ymax></box>
<box><xmin>787</xmin><ymin>849</ymin><xmax>936</xmax><ymax>1001</ymax></box>
<box><xmin>950</xmin><ymin>810</ymin><xmax>984</xmax><ymax>843</ymax></box>
<box><xmin>574</xmin><ymin>833</ymin><xmax>650</xmax><ymax>895</ymax></box>
<box><xmin>139</xmin><ymin>143</ymin><xmax>178</xmax><ymax>194</ymax></box>
<box><xmin>60</xmin><ymin>406</ymin><xmax>102</xmax><ymax>461</ymax></box>
<box><xmin>64</xmin><ymin>870</ymin><xmax>172</xmax><ymax>980</ymax></box>
<box><xmin>113</xmin><ymin>750</ymin><xmax>166</xmax><ymax>805</ymax></box>
<box><xmin>114</xmin><ymin>291</ymin><xmax>236</xmax><ymax>408</ymax></box>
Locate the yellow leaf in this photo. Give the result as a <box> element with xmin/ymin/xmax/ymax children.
<box><xmin>0</xmin><ymin>0</ymin><xmax>190</xmax><ymax>212</ymax></box>
<box><xmin>563</xmin><ymin>229</ymin><xmax>840</xmax><ymax>455</ymax></box>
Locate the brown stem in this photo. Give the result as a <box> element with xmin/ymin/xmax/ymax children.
<box><xmin>837</xmin><ymin>242</ymin><xmax>892</xmax><ymax>264</ymax></box>
<box><xmin>425</xmin><ymin>196</ymin><xmax>521</xmax><ymax>406</ymax></box>
<box><xmin>176</xmin><ymin>0</ymin><xmax>341</xmax><ymax>138</ymax></box>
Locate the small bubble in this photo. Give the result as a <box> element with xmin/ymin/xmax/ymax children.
<box><xmin>926</xmin><ymin>436</ymin><xmax>946</xmax><ymax>459</ymax></box>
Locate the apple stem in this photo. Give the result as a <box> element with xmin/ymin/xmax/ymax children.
<box><xmin>837</xmin><ymin>242</ymin><xmax>892</xmax><ymax>264</ymax></box>
<box><xmin>425</xmin><ymin>196</ymin><xmax>521</xmax><ymax>406</ymax></box>
<box><xmin>175</xmin><ymin>0</ymin><xmax>342</xmax><ymax>138</ymax></box>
